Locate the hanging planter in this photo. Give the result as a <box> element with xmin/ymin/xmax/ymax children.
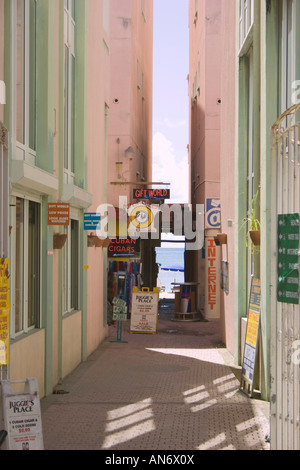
<box><xmin>102</xmin><ymin>238</ymin><xmax>111</xmax><ymax>248</ymax></box>
<box><xmin>240</xmin><ymin>189</ymin><xmax>261</xmax><ymax>253</ymax></box>
<box><xmin>214</xmin><ymin>236</ymin><xmax>220</xmax><ymax>246</ymax></box>
<box><xmin>88</xmin><ymin>235</ymin><xmax>104</xmax><ymax>247</ymax></box>
<box><xmin>249</xmin><ymin>230</ymin><xmax>260</xmax><ymax>246</ymax></box>
<box><xmin>53</xmin><ymin>233</ymin><xmax>67</xmax><ymax>249</ymax></box>
<box><xmin>214</xmin><ymin>233</ymin><xmax>227</xmax><ymax>246</ymax></box>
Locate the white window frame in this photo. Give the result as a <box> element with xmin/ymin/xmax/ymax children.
<box><xmin>239</xmin><ymin>0</ymin><xmax>254</xmax><ymax>54</ymax></box>
<box><xmin>10</xmin><ymin>194</ymin><xmax>41</xmax><ymax>338</ymax></box>
<box><xmin>13</xmin><ymin>0</ymin><xmax>37</xmax><ymax>165</ymax></box>
<box><xmin>64</xmin><ymin>0</ymin><xmax>75</xmax><ymax>185</ymax></box>
<box><xmin>62</xmin><ymin>216</ymin><xmax>79</xmax><ymax>315</ymax></box>
<box><xmin>281</xmin><ymin>0</ymin><xmax>295</xmax><ymax>113</ymax></box>
<box><xmin>246</xmin><ymin>47</ymin><xmax>255</xmax><ymax>281</ymax></box>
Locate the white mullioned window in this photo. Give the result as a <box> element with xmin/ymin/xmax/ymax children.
<box><xmin>246</xmin><ymin>47</ymin><xmax>255</xmax><ymax>281</ymax></box>
<box><xmin>15</xmin><ymin>0</ymin><xmax>37</xmax><ymax>164</ymax></box>
<box><xmin>62</xmin><ymin>219</ymin><xmax>79</xmax><ymax>315</ymax></box>
<box><xmin>239</xmin><ymin>0</ymin><xmax>254</xmax><ymax>52</ymax></box>
<box><xmin>10</xmin><ymin>196</ymin><xmax>41</xmax><ymax>337</ymax></box>
<box><xmin>64</xmin><ymin>0</ymin><xmax>75</xmax><ymax>184</ymax></box>
<box><xmin>281</xmin><ymin>0</ymin><xmax>295</xmax><ymax>113</ymax></box>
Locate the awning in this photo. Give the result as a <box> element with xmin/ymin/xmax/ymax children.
<box><xmin>158</xmin><ymin>264</ymin><xmax>184</xmax><ymax>273</ymax></box>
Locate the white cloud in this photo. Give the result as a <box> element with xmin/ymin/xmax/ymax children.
<box><xmin>152</xmin><ymin>131</ymin><xmax>189</xmax><ymax>204</ymax></box>
<box><xmin>155</xmin><ymin>118</ymin><xmax>187</xmax><ymax>129</ymax></box>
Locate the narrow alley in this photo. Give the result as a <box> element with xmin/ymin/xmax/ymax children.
<box><xmin>40</xmin><ymin>300</ymin><xmax>270</xmax><ymax>452</ymax></box>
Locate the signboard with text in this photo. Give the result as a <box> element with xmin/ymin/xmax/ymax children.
<box><xmin>108</xmin><ymin>238</ymin><xmax>140</xmax><ymax>258</ymax></box>
<box><xmin>48</xmin><ymin>203</ymin><xmax>70</xmax><ymax>226</ymax></box>
<box><xmin>84</xmin><ymin>212</ymin><xmax>101</xmax><ymax>231</ymax></box>
<box><xmin>205</xmin><ymin>198</ymin><xmax>221</xmax><ymax>229</ymax></box>
<box><xmin>133</xmin><ymin>188</ymin><xmax>170</xmax><ymax>200</ymax></box>
<box><xmin>0</xmin><ymin>258</ymin><xmax>9</xmax><ymax>365</ymax></box>
<box><xmin>205</xmin><ymin>237</ymin><xmax>220</xmax><ymax>319</ymax></box>
<box><xmin>130</xmin><ymin>288</ymin><xmax>159</xmax><ymax>334</ymax></box>
<box><xmin>1</xmin><ymin>378</ymin><xmax>44</xmax><ymax>450</ymax></box>
<box><xmin>241</xmin><ymin>278</ymin><xmax>261</xmax><ymax>397</ymax></box>
<box><xmin>277</xmin><ymin>213</ymin><xmax>299</xmax><ymax>305</ymax></box>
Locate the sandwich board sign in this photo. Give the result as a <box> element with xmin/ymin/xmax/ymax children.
<box><xmin>0</xmin><ymin>378</ymin><xmax>44</xmax><ymax>450</ymax></box>
<box><xmin>130</xmin><ymin>287</ymin><xmax>159</xmax><ymax>334</ymax></box>
<box><xmin>241</xmin><ymin>278</ymin><xmax>261</xmax><ymax>397</ymax></box>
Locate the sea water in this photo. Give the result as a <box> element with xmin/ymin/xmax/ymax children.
<box><xmin>155</xmin><ymin>247</ymin><xmax>185</xmax><ymax>293</ymax></box>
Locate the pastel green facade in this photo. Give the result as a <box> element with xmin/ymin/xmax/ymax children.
<box><xmin>1</xmin><ymin>0</ymin><xmax>109</xmax><ymax>397</ymax></box>
<box><xmin>235</xmin><ymin>0</ymin><xmax>300</xmax><ymax>401</ymax></box>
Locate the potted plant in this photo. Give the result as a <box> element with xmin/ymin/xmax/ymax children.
<box><xmin>88</xmin><ymin>233</ymin><xmax>104</xmax><ymax>247</ymax></box>
<box><xmin>214</xmin><ymin>233</ymin><xmax>227</xmax><ymax>245</ymax></box>
<box><xmin>241</xmin><ymin>189</ymin><xmax>261</xmax><ymax>251</ymax></box>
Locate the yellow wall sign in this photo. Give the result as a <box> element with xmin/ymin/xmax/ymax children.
<box><xmin>241</xmin><ymin>278</ymin><xmax>261</xmax><ymax>396</ymax></box>
<box><xmin>245</xmin><ymin>310</ymin><xmax>259</xmax><ymax>348</ymax></box>
<box><xmin>0</xmin><ymin>258</ymin><xmax>10</xmax><ymax>365</ymax></box>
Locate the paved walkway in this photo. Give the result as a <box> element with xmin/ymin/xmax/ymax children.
<box><xmin>40</xmin><ymin>300</ymin><xmax>270</xmax><ymax>451</ymax></box>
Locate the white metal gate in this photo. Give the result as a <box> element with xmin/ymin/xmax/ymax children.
<box><xmin>270</xmin><ymin>104</ymin><xmax>300</xmax><ymax>450</ymax></box>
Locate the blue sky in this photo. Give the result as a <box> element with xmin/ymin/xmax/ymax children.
<box><xmin>152</xmin><ymin>0</ymin><xmax>189</xmax><ymax>204</ymax></box>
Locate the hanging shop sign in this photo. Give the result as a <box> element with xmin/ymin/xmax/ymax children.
<box><xmin>277</xmin><ymin>213</ymin><xmax>299</xmax><ymax>305</ymax></box>
<box><xmin>241</xmin><ymin>278</ymin><xmax>261</xmax><ymax>397</ymax></box>
<box><xmin>0</xmin><ymin>378</ymin><xmax>44</xmax><ymax>450</ymax></box>
<box><xmin>133</xmin><ymin>188</ymin><xmax>170</xmax><ymax>200</ymax></box>
<box><xmin>205</xmin><ymin>198</ymin><xmax>221</xmax><ymax>229</ymax></box>
<box><xmin>48</xmin><ymin>203</ymin><xmax>70</xmax><ymax>226</ymax></box>
<box><xmin>108</xmin><ymin>237</ymin><xmax>140</xmax><ymax>257</ymax></box>
<box><xmin>130</xmin><ymin>287</ymin><xmax>159</xmax><ymax>334</ymax></box>
<box><xmin>205</xmin><ymin>237</ymin><xmax>220</xmax><ymax>319</ymax></box>
<box><xmin>84</xmin><ymin>212</ymin><xmax>101</xmax><ymax>231</ymax></box>
<box><xmin>0</xmin><ymin>258</ymin><xmax>9</xmax><ymax>366</ymax></box>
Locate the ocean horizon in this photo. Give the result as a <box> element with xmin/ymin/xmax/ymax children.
<box><xmin>155</xmin><ymin>246</ymin><xmax>185</xmax><ymax>293</ymax></box>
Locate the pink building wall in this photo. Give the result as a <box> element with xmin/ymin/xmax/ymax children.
<box><xmin>189</xmin><ymin>0</ymin><xmax>236</xmax><ymax>354</ymax></box>
<box><xmin>86</xmin><ymin>0</ymin><xmax>110</xmax><ymax>353</ymax></box>
<box><xmin>188</xmin><ymin>0</ymin><xmax>221</xmax><ymax>319</ymax></box>
<box><xmin>108</xmin><ymin>0</ymin><xmax>153</xmax><ymax>209</ymax></box>
<box><xmin>219</xmin><ymin>0</ymin><xmax>236</xmax><ymax>355</ymax></box>
<box><xmin>189</xmin><ymin>0</ymin><xmax>221</xmax><ymax>206</ymax></box>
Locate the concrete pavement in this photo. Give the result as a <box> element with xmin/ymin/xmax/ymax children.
<box><xmin>40</xmin><ymin>300</ymin><xmax>270</xmax><ymax>451</ymax></box>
